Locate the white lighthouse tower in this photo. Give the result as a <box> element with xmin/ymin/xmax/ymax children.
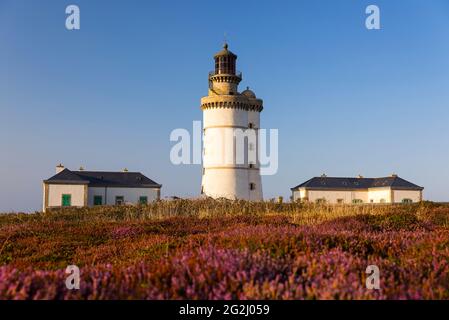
<box><xmin>201</xmin><ymin>43</ymin><xmax>263</xmax><ymax>201</ymax></box>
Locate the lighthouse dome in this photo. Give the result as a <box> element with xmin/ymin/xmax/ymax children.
<box><xmin>241</xmin><ymin>87</ymin><xmax>256</xmax><ymax>99</ymax></box>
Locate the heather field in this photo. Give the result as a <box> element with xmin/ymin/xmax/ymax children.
<box><xmin>0</xmin><ymin>200</ymin><xmax>448</xmax><ymax>300</ymax></box>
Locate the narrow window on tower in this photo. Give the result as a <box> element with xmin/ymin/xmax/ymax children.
<box><xmin>249</xmin><ymin>163</ymin><xmax>254</xmax><ymax>169</ymax></box>
<box><xmin>250</xmin><ymin>183</ymin><xmax>255</xmax><ymax>190</ymax></box>
<box><xmin>249</xmin><ymin>123</ymin><xmax>254</xmax><ymax>129</ymax></box>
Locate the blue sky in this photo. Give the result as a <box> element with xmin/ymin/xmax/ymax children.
<box><xmin>1</xmin><ymin>0</ymin><xmax>449</xmax><ymax>212</ymax></box>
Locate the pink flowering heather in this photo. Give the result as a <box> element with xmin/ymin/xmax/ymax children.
<box><xmin>0</xmin><ymin>200</ymin><xmax>448</xmax><ymax>299</ymax></box>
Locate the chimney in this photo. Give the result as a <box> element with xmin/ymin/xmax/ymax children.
<box><xmin>56</xmin><ymin>164</ymin><xmax>65</xmax><ymax>174</ymax></box>
<box><xmin>79</xmin><ymin>166</ymin><xmax>85</xmax><ymax>171</ymax></box>
<box><xmin>391</xmin><ymin>173</ymin><xmax>398</xmax><ymax>177</ymax></box>
<box><xmin>321</xmin><ymin>173</ymin><xmax>327</xmax><ymax>178</ymax></box>
<box><xmin>357</xmin><ymin>175</ymin><xmax>364</xmax><ymax>178</ymax></box>
<box><xmin>123</xmin><ymin>168</ymin><xmax>129</xmax><ymax>172</ymax></box>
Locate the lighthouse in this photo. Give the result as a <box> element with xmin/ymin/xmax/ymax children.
<box><xmin>200</xmin><ymin>43</ymin><xmax>263</xmax><ymax>201</ymax></box>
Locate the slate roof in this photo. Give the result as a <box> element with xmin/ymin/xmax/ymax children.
<box><xmin>44</xmin><ymin>169</ymin><xmax>161</xmax><ymax>188</ymax></box>
<box><xmin>291</xmin><ymin>176</ymin><xmax>423</xmax><ymax>191</ymax></box>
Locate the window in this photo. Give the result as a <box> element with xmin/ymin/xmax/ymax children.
<box><xmin>337</xmin><ymin>199</ymin><xmax>344</xmax><ymax>204</ymax></box>
<box><xmin>203</xmin><ymin>168</ymin><xmax>205</xmax><ymax>175</ymax></box>
<box><xmin>402</xmin><ymin>198</ymin><xmax>413</xmax><ymax>204</ymax></box>
<box><xmin>316</xmin><ymin>198</ymin><xmax>326</xmax><ymax>204</ymax></box>
<box><xmin>250</xmin><ymin>183</ymin><xmax>255</xmax><ymax>190</ymax></box>
<box><xmin>201</xmin><ymin>186</ymin><xmax>204</xmax><ymax>194</ymax></box>
<box><xmin>115</xmin><ymin>196</ymin><xmax>124</xmax><ymax>205</ymax></box>
<box><xmin>248</xmin><ymin>123</ymin><xmax>254</xmax><ymax>129</ymax></box>
<box><xmin>370</xmin><ymin>199</ymin><xmax>374</xmax><ymax>203</ymax></box>
<box><xmin>249</xmin><ymin>163</ymin><xmax>254</xmax><ymax>169</ymax></box>
<box><xmin>380</xmin><ymin>199</ymin><xmax>386</xmax><ymax>203</ymax></box>
<box><xmin>139</xmin><ymin>196</ymin><xmax>148</xmax><ymax>205</ymax></box>
<box><xmin>94</xmin><ymin>196</ymin><xmax>102</xmax><ymax>206</ymax></box>
<box><xmin>215</xmin><ymin>59</ymin><xmax>219</xmax><ymax>73</ymax></box>
<box><xmin>61</xmin><ymin>194</ymin><xmax>71</xmax><ymax>207</ymax></box>
<box><xmin>352</xmin><ymin>199</ymin><xmax>363</xmax><ymax>204</ymax></box>
<box><xmin>222</xmin><ymin>56</ymin><xmax>228</xmax><ymax>73</ymax></box>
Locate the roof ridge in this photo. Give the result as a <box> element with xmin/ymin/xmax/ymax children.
<box><xmin>313</xmin><ymin>176</ymin><xmax>375</xmax><ymax>179</ymax></box>
<box><xmin>74</xmin><ymin>170</ymin><xmax>141</xmax><ymax>174</ymax></box>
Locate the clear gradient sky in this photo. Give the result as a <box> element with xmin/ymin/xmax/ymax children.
<box><xmin>1</xmin><ymin>0</ymin><xmax>449</xmax><ymax>212</ymax></box>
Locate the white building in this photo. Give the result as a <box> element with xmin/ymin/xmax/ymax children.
<box><xmin>200</xmin><ymin>43</ymin><xmax>263</xmax><ymax>201</ymax></box>
<box><xmin>42</xmin><ymin>165</ymin><xmax>161</xmax><ymax>212</ymax></box>
<box><xmin>291</xmin><ymin>175</ymin><xmax>423</xmax><ymax>204</ymax></box>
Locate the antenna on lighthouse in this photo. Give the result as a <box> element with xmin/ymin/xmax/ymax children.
<box><xmin>223</xmin><ymin>32</ymin><xmax>228</xmax><ymax>47</ymax></box>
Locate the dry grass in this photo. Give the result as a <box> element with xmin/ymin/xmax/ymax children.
<box><xmin>2</xmin><ymin>199</ymin><xmax>444</xmax><ymax>225</ymax></box>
